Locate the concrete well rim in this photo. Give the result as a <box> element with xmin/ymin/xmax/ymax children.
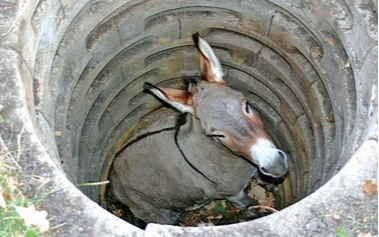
<box><xmin>0</xmin><ymin>0</ymin><xmax>377</xmax><ymax>236</ymax></box>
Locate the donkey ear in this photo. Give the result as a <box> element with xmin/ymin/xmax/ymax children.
<box><xmin>193</xmin><ymin>33</ymin><xmax>225</xmax><ymax>83</ymax></box>
<box><xmin>144</xmin><ymin>82</ymin><xmax>194</xmax><ymax>114</ymax></box>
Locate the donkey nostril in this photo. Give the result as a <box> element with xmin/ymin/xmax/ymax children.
<box><xmin>278</xmin><ymin>150</ymin><xmax>287</xmax><ymax>161</ymax></box>
<box><xmin>261</xmin><ymin>167</ymin><xmax>269</xmax><ymax>174</ymax></box>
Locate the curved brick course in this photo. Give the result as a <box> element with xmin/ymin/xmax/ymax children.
<box><xmin>0</xmin><ymin>0</ymin><xmax>377</xmax><ymax>236</ymax></box>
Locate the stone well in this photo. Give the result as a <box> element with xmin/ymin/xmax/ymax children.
<box><xmin>0</xmin><ymin>0</ymin><xmax>377</xmax><ymax>236</ymax></box>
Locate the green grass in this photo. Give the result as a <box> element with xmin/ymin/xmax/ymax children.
<box><xmin>0</xmin><ymin>105</ymin><xmax>4</xmax><ymax>123</ymax></box>
<box><xmin>334</xmin><ymin>227</ymin><xmax>348</xmax><ymax>237</ymax></box>
<box><xmin>0</xmin><ymin>154</ymin><xmax>43</xmax><ymax>236</ymax></box>
<box><xmin>0</xmin><ymin>116</ymin><xmax>50</xmax><ymax>237</ymax></box>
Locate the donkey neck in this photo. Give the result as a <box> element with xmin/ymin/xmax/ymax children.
<box><xmin>177</xmin><ymin>114</ymin><xmax>228</xmax><ymax>154</ymax></box>
<box><xmin>176</xmin><ymin>115</ymin><xmax>257</xmax><ymax>191</ymax></box>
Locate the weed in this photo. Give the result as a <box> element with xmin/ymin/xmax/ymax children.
<box><xmin>0</xmin><ymin>104</ymin><xmax>4</xmax><ymax>123</ymax></box>
<box><xmin>335</xmin><ymin>227</ymin><xmax>348</xmax><ymax>237</ymax></box>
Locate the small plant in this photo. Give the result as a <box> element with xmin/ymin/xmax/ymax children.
<box><xmin>212</xmin><ymin>201</ymin><xmax>226</xmax><ymax>215</ymax></box>
<box><xmin>335</xmin><ymin>227</ymin><xmax>347</xmax><ymax>237</ymax></box>
<box><xmin>0</xmin><ymin>104</ymin><xmax>4</xmax><ymax>123</ymax></box>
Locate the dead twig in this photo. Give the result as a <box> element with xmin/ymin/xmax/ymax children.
<box><xmin>248</xmin><ymin>205</ymin><xmax>278</xmax><ymax>214</ymax></box>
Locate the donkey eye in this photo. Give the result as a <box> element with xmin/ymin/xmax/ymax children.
<box><xmin>213</xmin><ymin>133</ymin><xmax>227</xmax><ymax>141</ymax></box>
<box><xmin>244</xmin><ymin>101</ymin><xmax>253</xmax><ymax>116</ymax></box>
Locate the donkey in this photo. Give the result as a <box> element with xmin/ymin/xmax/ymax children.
<box><xmin>109</xmin><ymin>33</ymin><xmax>288</xmax><ymax>225</ymax></box>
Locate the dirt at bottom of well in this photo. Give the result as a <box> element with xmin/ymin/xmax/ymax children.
<box><xmin>177</xmin><ymin>180</ymin><xmax>279</xmax><ymax>227</ymax></box>
<box><xmin>107</xmin><ymin>180</ymin><xmax>280</xmax><ymax>228</ymax></box>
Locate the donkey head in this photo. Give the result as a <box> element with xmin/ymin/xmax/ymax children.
<box><xmin>144</xmin><ymin>33</ymin><xmax>288</xmax><ymax>178</ymax></box>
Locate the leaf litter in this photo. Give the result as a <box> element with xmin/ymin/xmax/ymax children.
<box><xmin>178</xmin><ymin>180</ymin><xmax>279</xmax><ymax>226</ymax></box>
<box><xmin>108</xmin><ymin>179</ymin><xmax>280</xmax><ymax>227</ymax></box>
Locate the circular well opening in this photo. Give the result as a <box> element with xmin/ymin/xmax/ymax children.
<box><xmin>13</xmin><ymin>0</ymin><xmax>377</xmax><ymax>234</ymax></box>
